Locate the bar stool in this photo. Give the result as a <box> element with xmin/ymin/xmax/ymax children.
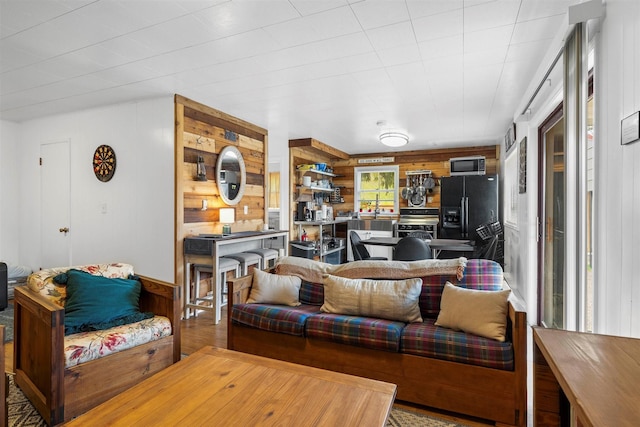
<box><xmin>245</xmin><ymin>248</ymin><xmax>279</xmax><ymax>270</ymax></box>
<box><xmin>224</xmin><ymin>252</ymin><xmax>262</xmax><ymax>276</ymax></box>
<box><xmin>191</xmin><ymin>257</ymin><xmax>240</xmax><ymax>323</ymax></box>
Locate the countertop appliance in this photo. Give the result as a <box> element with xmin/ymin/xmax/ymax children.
<box><xmin>440</xmin><ymin>175</ymin><xmax>498</xmax><ymax>240</ymax></box>
<box><xmin>394</xmin><ymin>207</ymin><xmax>439</xmax><ymax>239</ymax></box>
<box><xmin>449</xmin><ymin>156</ymin><xmax>486</xmax><ymax>176</ymax></box>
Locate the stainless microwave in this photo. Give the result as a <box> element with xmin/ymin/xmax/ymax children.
<box><xmin>449</xmin><ymin>156</ymin><xmax>486</xmax><ymax>176</ymax></box>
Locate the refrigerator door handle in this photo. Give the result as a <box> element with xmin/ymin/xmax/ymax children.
<box><xmin>464</xmin><ymin>197</ymin><xmax>469</xmax><ymax>238</ymax></box>
<box><xmin>460</xmin><ymin>197</ymin><xmax>466</xmax><ymax>238</ymax></box>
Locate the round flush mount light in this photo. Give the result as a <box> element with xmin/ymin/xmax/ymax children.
<box><xmin>379</xmin><ymin>131</ymin><xmax>409</xmax><ymax>147</ymax></box>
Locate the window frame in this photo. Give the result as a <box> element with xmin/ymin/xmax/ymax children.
<box><xmin>353</xmin><ymin>165</ymin><xmax>399</xmax><ymax>216</ymax></box>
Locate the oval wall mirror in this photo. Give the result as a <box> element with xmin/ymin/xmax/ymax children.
<box><xmin>216</xmin><ymin>145</ymin><xmax>246</xmax><ymax>205</ymax></box>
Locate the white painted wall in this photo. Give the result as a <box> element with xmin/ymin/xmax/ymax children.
<box><xmin>11</xmin><ymin>97</ymin><xmax>174</xmax><ymax>282</ymax></box>
<box><xmin>593</xmin><ymin>0</ymin><xmax>640</xmax><ymax>337</ymax></box>
<box><xmin>0</xmin><ymin>120</ymin><xmax>21</xmax><ymax>264</ymax></box>
<box><xmin>503</xmin><ymin>0</ymin><xmax>640</xmax><ymax>338</ymax></box>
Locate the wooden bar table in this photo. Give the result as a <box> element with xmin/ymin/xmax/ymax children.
<box><xmin>533</xmin><ymin>327</ymin><xmax>640</xmax><ymax>426</ymax></box>
<box><xmin>63</xmin><ymin>346</ymin><xmax>397</xmax><ymax>426</ymax></box>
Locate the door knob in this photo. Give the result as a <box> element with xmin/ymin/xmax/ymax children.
<box><xmin>59</xmin><ymin>227</ymin><xmax>69</xmax><ymax>233</ymax></box>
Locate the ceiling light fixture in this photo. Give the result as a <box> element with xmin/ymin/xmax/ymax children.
<box><xmin>379</xmin><ymin>131</ymin><xmax>409</xmax><ymax>147</ymax></box>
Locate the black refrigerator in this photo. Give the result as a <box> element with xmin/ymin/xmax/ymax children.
<box><xmin>440</xmin><ymin>175</ymin><xmax>499</xmax><ymax>241</ymax></box>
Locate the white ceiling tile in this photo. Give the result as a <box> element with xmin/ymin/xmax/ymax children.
<box><xmin>413</xmin><ymin>9</ymin><xmax>463</xmax><ymax>42</ymax></box>
<box><xmin>419</xmin><ymin>35</ymin><xmax>463</xmax><ymax>61</ymax></box>
<box><xmin>350</xmin><ymin>0</ymin><xmax>411</xmax><ymax>30</ymax></box>
<box><xmin>288</xmin><ymin>0</ymin><xmax>350</xmax><ymax>16</ymax></box>
<box><xmin>376</xmin><ymin>44</ymin><xmax>422</xmax><ymax>67</ymax></box>
<box><xmin>0</xmin><ymin>0</ymin><xmax>79</xmax><ymax>38</ymax></box>
<box><xmin>0</xmin><ymin>42</ymin><xmax>45</xmax><ymax>73</ymax></box>
<box><xmin>463</xmin><ymin>0</ymin><xmax>520</xmax><ymax>33</ymax></box>
<box><xmin>0</xmin><ymin>65</ymin><xmax>61</xmax><ymax>95</ymax></box>
<box><xmin>406</xmin><ymin>0</ymin><xmax>463</xmax><ymax>19</ymax></box>
<box><xmin>464</xmin><ymin>25</ymin><xmax>514</xmax><ymax>52</ymax></box>
<box><xmin>366</xmin><ymin>21</ymin><xmax>416</xmax><ymax>51</ymax></box>
<box><xmin>512</xmin><ymin>15</ymin><xmax>564</xmax><ymax>44</ymax></box>
<box><xmin>518</xmin><ymin>0</ymin><xmax>571</xmax><ymax>22</ymax></box>
<box><xmin>262</xmin><ymin>6</ymin><xmax>360</xmax><ymax>48</ymax></box>
<box><xmin>194</xmin><ymin>0</ymin><xmax>299</xmax><ymax>38</ymax></box>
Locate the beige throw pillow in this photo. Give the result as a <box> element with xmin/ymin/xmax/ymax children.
<box><xmin>247</xmin><ymin>269</ymin><xmax>302</xmax><ymax>306</ymax></box>
<box><xmin>435</xmin><ymin>282</ymin><xmax>511</xmax><ymax>342</ymax></box>
<box><xmin>321</xmin><ymin>274</ymin><xmax>423</xmax><ymax>323</ymax></box>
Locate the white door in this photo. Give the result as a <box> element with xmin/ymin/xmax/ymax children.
<box><xmin>41</xmin><ymin>141</ymin><xmax>71</xmax><ymax>268</ymax></box>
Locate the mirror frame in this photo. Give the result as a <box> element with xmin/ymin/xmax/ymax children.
<box><xmin>216</xmin><ymin>145</ymin><xmax>246</xmax><ymax>206</ymax></box>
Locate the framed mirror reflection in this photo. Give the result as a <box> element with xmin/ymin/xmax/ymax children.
<box><xmin>216</xmin><ymin>145</ymin><xmax>246</xmax><ymax>205</ymax></box>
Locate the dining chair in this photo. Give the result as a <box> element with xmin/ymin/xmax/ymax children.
<box><xmin>350</xmin><ymin>231</ymin><xmax>388</xmax><ymax>261</ymax></box>
<box><xmin>393</xmin><ymin>236</ymin><xmax>433</xmax><ymax>261</ymax></box>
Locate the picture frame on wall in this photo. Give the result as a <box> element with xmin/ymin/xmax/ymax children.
<box><xmin>505</xmin><ymin>123</ymin><xmax>516</xmax><ymax>153</ymax></box>
<box><xmin>519</xmin><ymin>137</ymin><xmax>527</xmax><ymax>194</ymax></box>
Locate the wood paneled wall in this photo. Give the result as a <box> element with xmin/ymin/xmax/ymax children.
<box><xmin>324</xmin><ymin>145</ymin><xmax>499</xmax><ymax>214</ymax></box>
<box><xmin>175</xmin><ymin>95</ymin><xmax>268</xmax><ymax>288</ymax></box>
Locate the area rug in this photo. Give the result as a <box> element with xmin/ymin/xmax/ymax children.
<box><xmin>7</xmin><ymin>375</ymin><xmax>469</xmax><ymax>426</ymax></box>
<box><xmin>0</xmin><ymin>305</ymin><xmax>13</xmax><ymax>342</ymax></box>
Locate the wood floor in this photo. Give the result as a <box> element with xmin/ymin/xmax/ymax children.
<box><xmin>3</xmin><ymin>306</ymin><xmax>491</xmax><ymax>426</ymax></box>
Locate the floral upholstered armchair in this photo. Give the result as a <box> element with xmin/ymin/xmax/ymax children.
<box><xmin>13</xmin><ymin>263</ymin><xmax>181</xmax><ymax>426</ymax></box>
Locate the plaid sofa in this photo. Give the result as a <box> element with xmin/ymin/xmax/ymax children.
<box><xmin>231</xmin><ymin>258</ymin><xmax>513</xmax><ymax>370</ymax></box>
<box><xmin>228</xmin><ymin>257</ymin><xmax>527</xmax><ymax>426</ymax></box>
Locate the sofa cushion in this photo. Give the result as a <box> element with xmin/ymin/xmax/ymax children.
<box><xmin>321</xmin><ymin>275</ymin><xmax>423</xmax><ymax>323</ymax></box>
<box><xmin>306</xmin><ymin>313</ymin><xmax>405</xmax><ymax>352</ymax></box>
<box><xmin>231</xmin><ymin>303</ymin><xmax>321</xmax><ymax>336</ymax></box>
<box><xmin>299</xmin><ymin>280</ymin><xmax>324</xmax><ymax>305</ymax></box>
<box><xmin>435</xmin><ymin>282</ymin><xmax>511</xmax><ymax>342</ymax></box>
<box><xmin>64</xmin><ymin>315</ymin><xmax>172</xmax><ymax>368</ymax></box>
<box><xmin>419</xmin><ymin>258</ymin><xmax>504</xmax><ymax>318</ymax></box>
<box><xmin>401</xmin><ymin>319</ymin><xmax>514</xmax><ymax>371</ymax></box>
<box><xmin>247</xmin><ymin>269</ymin><xmax>301</xmax><ymax>306</ymax></box>
<box><xmin>63</xmin><ymin>270</ymin><xmax>153</xmax><ymax>335</ymax></box>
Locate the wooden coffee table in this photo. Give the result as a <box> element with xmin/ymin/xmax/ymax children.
<box><xmin>64</xmin><ymin>346</ymin><xmax>397</xmax><ymax>426</ymax></box>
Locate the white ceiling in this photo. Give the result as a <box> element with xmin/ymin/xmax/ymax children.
<box><xmin>0</xmin><ymin>0</ymin><xmax>572</xmax><ymax>154</ymax></box>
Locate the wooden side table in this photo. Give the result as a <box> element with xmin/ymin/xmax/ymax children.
<box><xmin>533</xmin><ymin>327</ymin><xmax>640</xmax><ymax>426</ymax></box>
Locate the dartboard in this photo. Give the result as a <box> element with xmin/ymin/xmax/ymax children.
<box><xmin>93</xmin><ymin>145</ymin><xmax>116</xmax><ymax>182</ymax></box>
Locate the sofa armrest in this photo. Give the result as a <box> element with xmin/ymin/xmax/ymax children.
<box><xmin>226</xmin><ymin>274</ymin><xmax>254</xmax><ymax>350</ymax></box>
<box><xmin>13</xmin><ymin>285</ymin><xmax>66</xmax><ymax>420</ymax></box>
<box><xmin>228</xmin><ymin>274</ymin><xmax>254</xmax><ymax>306</ymax></box>
<box><xmin>507</xmin><ymin>295</ymin><xmax>528</xmax><ymax>427</ymax></box>
<box><xmin>138</xmin><ymin>275</ymin><xmax>181</xmax><ymax>362</ymax></box>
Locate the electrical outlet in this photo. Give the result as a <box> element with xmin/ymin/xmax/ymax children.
<box><xmin>100</xmin><ymin>203</ymin><xmax>108</xmax><ymax>214</ymax></box>
<box><xmin>244</xmin><ymin>205</ymin><xmax>248</xmax><ymax>214</ymax></box>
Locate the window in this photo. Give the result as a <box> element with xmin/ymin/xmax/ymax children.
<box><xmin>268</xmin><ymin>172</ymin><xmax>280</xmax><ymax>209</ymax></box>
<box><xmin>354</xmin><ymin>166</ymin><xmax>399</xmax><ymax>215</ymax></box>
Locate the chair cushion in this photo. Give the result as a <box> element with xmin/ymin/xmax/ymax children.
<box><xmin>306</xmin><ymin>313</ymin><xmax>404</xmax><ymax>352</ymax></box>
<box><xmin>231</xmin><ymin>303</ymin><xmax>320</xmax><ymax>336</ymax></box>
<box><xmin>62</xmin><ymin>270</ymin><xmax>153</xmax><ymax>335</ymax></box>
<box><xmin>401</xmin><ymin>319</ymin><xmax>514</xmax><ymax>371</ymax></box>
<box><xmin>64</xmin><ymin>315</ymin><xmax>172</xmax><ymax>367</ymax></box>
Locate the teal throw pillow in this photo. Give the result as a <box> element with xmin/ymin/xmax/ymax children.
<box><xmin>64</xmin><ymin>269</ymin><xmax>152</xmax><ymax>335</ymax></box>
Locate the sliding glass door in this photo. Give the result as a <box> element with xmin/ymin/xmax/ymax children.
<box><xmin>539</xmin><ymin>106</ymin><xmax>565</xmax><ymax>329</ymax></box>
